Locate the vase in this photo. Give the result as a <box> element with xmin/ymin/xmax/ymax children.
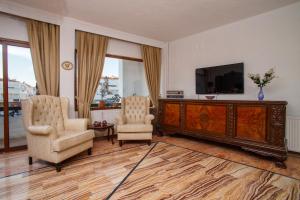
<box><xmin>258</xmin><ymin>86</ymin><xmax>264</xmax><ymax>101</ymax></box>
<box><xmin>98</xmin><ymin>100</ymin><xmax>105</xmax><ymax>108</ymax></box>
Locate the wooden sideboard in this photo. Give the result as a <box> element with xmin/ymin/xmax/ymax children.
<box><xmin>157</xmin><ymin>99</ymin><xmax>288</xmax><ymax>168</ymax></box>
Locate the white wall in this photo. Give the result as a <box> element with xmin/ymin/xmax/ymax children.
<box><xmin>107</xmin><ymin>39</ymin><xmax>141</xmax><ymax>59</ymax></box>
<box><xmin>167</xmin><ymin>2</ymin><xmax>300</xmax><ymax>117</ymax></box>
<box><xmin>0</xmin><ymin>13</ymin><xmax>27</xmax><ymax>41</ymax></box>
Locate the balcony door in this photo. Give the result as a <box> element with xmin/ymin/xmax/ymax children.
<box><xmin>0</xmin><ymin>38</ymin><xmax>36</xmax><ymax>151</ymax></box>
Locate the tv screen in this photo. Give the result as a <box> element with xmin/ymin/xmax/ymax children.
<box><xmin>196</xmin><ymin>63</ymin><xmax>244</xmax><ymax>94</ymax></box>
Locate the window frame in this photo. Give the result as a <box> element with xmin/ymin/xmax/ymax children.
<box><xmin>0</xmin><ymin>37</ymin><xmax>31</xmax><ymax>152</ymax></box>
<box><xmin>74</xmin><ymin>51</ymin><xmax>143</xmax><ymax>111</ymax></box>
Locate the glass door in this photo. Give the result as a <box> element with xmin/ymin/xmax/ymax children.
<box><xmin>7</xmin><ymin>45</ymin><xmax>36</xmax><ymax>148</ymax></box>
<box><xmin>0</xmin><ymin>38</ymin><xmax>36</xmax><ymax>151</ymax></box>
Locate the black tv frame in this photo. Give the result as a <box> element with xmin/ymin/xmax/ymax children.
<box><xmin>195</xmin><ymin>62</ymin><xmax>244</xmax><ymax>95</ymax></box>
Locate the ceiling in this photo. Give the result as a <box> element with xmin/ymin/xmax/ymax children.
<box><xmin>6</xmin><ymin>0</ymin><xmax>300</xmax><ymax>41</ymax></box>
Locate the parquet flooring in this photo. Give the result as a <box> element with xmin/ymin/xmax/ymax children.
<box><xmin>155</xmin><ymin>135</ymin><xmax>300</xmax><ymax>180</ymax></box>
<box><xmin>0</xmin><ymin>139</ymin><xmax>144</xmax><ymax>178</ymax></box>
<box><xmin>0</xmin><ymin>136</ymin><xmax>299</xmax><ymax>199</ymax></box>
<box><xmin>112</xmin><ymin>142</ymin><xmax>300</xmax><ymax>200</ymax></box>
<box><xmin>0</xmin><ymin>144</ymin><xmax>153</xmax><ymax>200</ymax></box>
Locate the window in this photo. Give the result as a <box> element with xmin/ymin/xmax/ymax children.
<box><xmin>0</xmin><ymin>39</ymin><xmax>36</xmax><ymax>150</ymax></box>
<box><xmin>91</xmin><ymin>57</ymin><xmax>148</xmax><ymax>108</ymax></box>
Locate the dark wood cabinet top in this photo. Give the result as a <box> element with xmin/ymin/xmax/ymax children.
<box><xmin>159</xmin><ymin>98</ymin><xmax>287</xmax><ymax>105</ymax></box>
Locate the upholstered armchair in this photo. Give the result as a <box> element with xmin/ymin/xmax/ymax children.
<box><xmin>116</xmin><ymin>96</ymin><xmax>154</xmax><ymax>146</ymax></box>
<box><xmin>21</xmin><ymin>95</ymin><xmax>95</xmax><ymax>172</ymax></box>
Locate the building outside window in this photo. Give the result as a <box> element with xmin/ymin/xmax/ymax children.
<box><xmin>91</xmin><ymin>57</ymin><xmax>148</xmax><ymax>108</ymax></box>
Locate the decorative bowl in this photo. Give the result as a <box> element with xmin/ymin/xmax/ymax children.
<box><xmin>93</xmin><ymin>121</ymin><xmax>102</xmax><ymax>127</ymax></box>
<box><xmin>102</xmin><ymin>120</ymin><xmax>107</xmax><ymax>127</ymax></box>
<box><xmin>205</xmin><ymin>95</ymin><xmax>215</xmax><ymax>100</ymax></box>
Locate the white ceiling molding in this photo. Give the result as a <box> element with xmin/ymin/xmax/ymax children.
<box><xmin>4</xmin><ymin>0</ymin><xmax>300</xmax><ymax>41</ymax></box>
<box><xmin>0</xmin><ymin>0</ymin><xmax>63</xmax><ymax>25</ymax></box>
<box><xmin>0</xmin><ymin>13</ymin><xmax>28</xmax><ymax>41</ymax></box>
<box><xmin>65</xmin><ymin>17</ymin><xmax>166</xmax><ymax>48</ymax></box>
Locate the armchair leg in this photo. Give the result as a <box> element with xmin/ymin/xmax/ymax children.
<box><xmin>147</xmin><ymin>140</ymin><xmax>152</xmax><ymax>146</ymax></box>
<box><xmin>119</xmin><ymin>140</ymin><xmax>123</xmax><ymax>147</ymax></box>
<box><xmin>88</xmin><ymin>148</ymin><xmax>92</xmax><ymax>155</ymax></box>
<box><xmin>55</xmin><ymin>163</ymin><xmax>62</xmax><ymax>172</ymax></box>
<box><xmin>28</xmin><ymin>156</ymin><xmax>33</xmax><ymax>165</ymax></box>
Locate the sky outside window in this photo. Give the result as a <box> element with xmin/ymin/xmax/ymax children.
<box><xmin>102</xmin><ymin>57</ymin><xmax>119</xmax><ymax>77</ymax></box>
<box><xmin>7</xmin><ymin>46</ymin><xmax>36</xmax><ymax>87</ymax></box>
<box><xmin>1</xmin><ymin>50</ymin><xmax>120</xmax><ymax>83</ymax></box>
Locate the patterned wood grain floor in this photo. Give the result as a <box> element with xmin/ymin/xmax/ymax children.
<box><xmin>0</xmin><ymin>139</ymin><xmax>144</xmax><ymax>178</ymax></box>
<box><xmin>0</xmin><ymin>144</ymin><xmax>153</xmax><ymax>200</ymax></box>
<box><xmin>0</xmin><ymin>140</ymin><xmax>299</xmax><ymax>200</ymax></box>
<box><xmin>112</xmin><ymin>142</ymin><xmax>300</xmax><ymax>200</ymax></box>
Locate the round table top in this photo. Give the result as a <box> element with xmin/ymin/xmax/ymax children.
<box><xmin>88</xmin><ymin>123</ymin><xmax>114</xmax><ymax>130</ymax></box>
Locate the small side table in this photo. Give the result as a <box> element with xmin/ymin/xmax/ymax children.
<box><xmin>88</xmin><ymin>123</ymin><xmax>115</xmax><ymax>144</ymax></box>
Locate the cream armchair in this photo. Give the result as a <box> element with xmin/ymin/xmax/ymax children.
<box><xmin>116</xmin><ymin>96</ymin><xmax>154</xmax><ymax>146</ymax></box>
<box><xmin>22</xmin><ymin>95</ymin><xmax>95</xmax><ymax>172</ymax></box>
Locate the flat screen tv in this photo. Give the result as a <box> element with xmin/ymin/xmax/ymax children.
<box><xmin>196</xmin><ymin>63</ymin><xmax>244</xmax><ymax>94</ymax></box>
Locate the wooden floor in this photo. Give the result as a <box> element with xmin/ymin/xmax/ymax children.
<box><xmin>0</xmin><ymin>135</ymin><xmax>299</xmax><ymax>199</ymax></box>
<box><xmin>156</xmin><ymin>134</ymin><xmax>300</xmax><ymax>180</ymax></box>
<box><xmin>112</xmin><ymin>142</ymin><xmax>300</xmax><ymax>200</ymax></box>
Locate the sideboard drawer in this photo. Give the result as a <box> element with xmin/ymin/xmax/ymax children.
<box><xmin>184</xmin><ymin>104</ymin><xmax>226</xmax><ymax>137</ymax></box>
<box><xmin>236</xmin><ymin>105</ymin><xmax>267</xmax><ymax>142</ymax></box>
<box><xmin>162</xmin><ymin>102</ymin><xmax>181</xmax><ymax>128</ymax></box>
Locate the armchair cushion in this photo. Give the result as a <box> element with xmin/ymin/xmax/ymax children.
<box><xmin>118</xmin><ymin>132</ymin><xmax>152</xmax><ymax>140</ymax></box>
<box><xmin>117</xmin><ymin>124</ymin><xmax>153</xmax><ymax>133</ymax></box>
<box><xmin>124</xmin><ymin>96</ymin><xmax>148</xmax><ymax>124</ymax></box>
<box><xmin>31</xmin><ymin>96</ymin><xmax>65</xmax><ymax>132</ymax></box>
<box><xmin>116</xmin><ymin>114</ymin><xmax>126</xmax><ymax>125</ymax></box>
<box><xmin>53</xmin><ymin>130</ymin><xmax>94</xmax><ymax>152</ymax></box>
<box><xmin>28</xmin><ymin>125</ymin><xmax>54</xmax><ymax>135</ymax></box>
<box><xmin>145</xmin><ymin>114</ymin><xmax>154</xmax><ymax>124</ymax></box>
<box><xmin>64</xmin><ymin>118</ymin><xmax>89</xmax><ymax>131</ymax></box>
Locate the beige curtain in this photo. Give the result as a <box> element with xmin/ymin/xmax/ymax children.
<box><xmin>76</xmin><ymin>31</ymin><xmax>108</xmax><ymax>119</ymax></box>
<box><xmin>27</xmin><ymin>20</ymin><xmax>60</xmax><ymax>96</ymax></box>
<box><xmin>141</xmin><ymin>45</ymin><xmax>161</xmax><ymax>108</ymax></box>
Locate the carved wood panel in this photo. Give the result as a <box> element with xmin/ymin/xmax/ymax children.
<box><xmin>163</xmin><ymin>103</ymin><xmax>180</xmax><ymax>128</ymax></box>
<box><xmin>269</xmin><ymin>105</ymin><xmax>285</xmax><ymax>146</ymax></box>
<box><xmin>226</xmin><ymin>104</ymin><xmax>235</xmax><ymax>137</ymax></box>
<box><xmin>185</xmin><ymin>104</ymin><xmax>226</xmax><ymax>136</ymax></box>
<box><xmin>236</xmin><ymin>106</ymin><xmax>267</xmax><ymax>142</ymax></box>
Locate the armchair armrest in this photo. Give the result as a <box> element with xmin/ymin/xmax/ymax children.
<box><xmin>145</xmin><ymin>114</ymin><xmax>155</xmax><ymax>124</ymax></box>
<box><xmin>65</xmin><ymin>118</ymin><xmax>88</xmax><ymax>131</ymax></box>
<box><xmin>28</xmin><ymin>125</ymin><xmax>54</xmax><ymax>135</ymax></box>
<box><xmin>116</xmin><ymin>114</ymin><xmax>126</xmax><ymax>125</ymax></box>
